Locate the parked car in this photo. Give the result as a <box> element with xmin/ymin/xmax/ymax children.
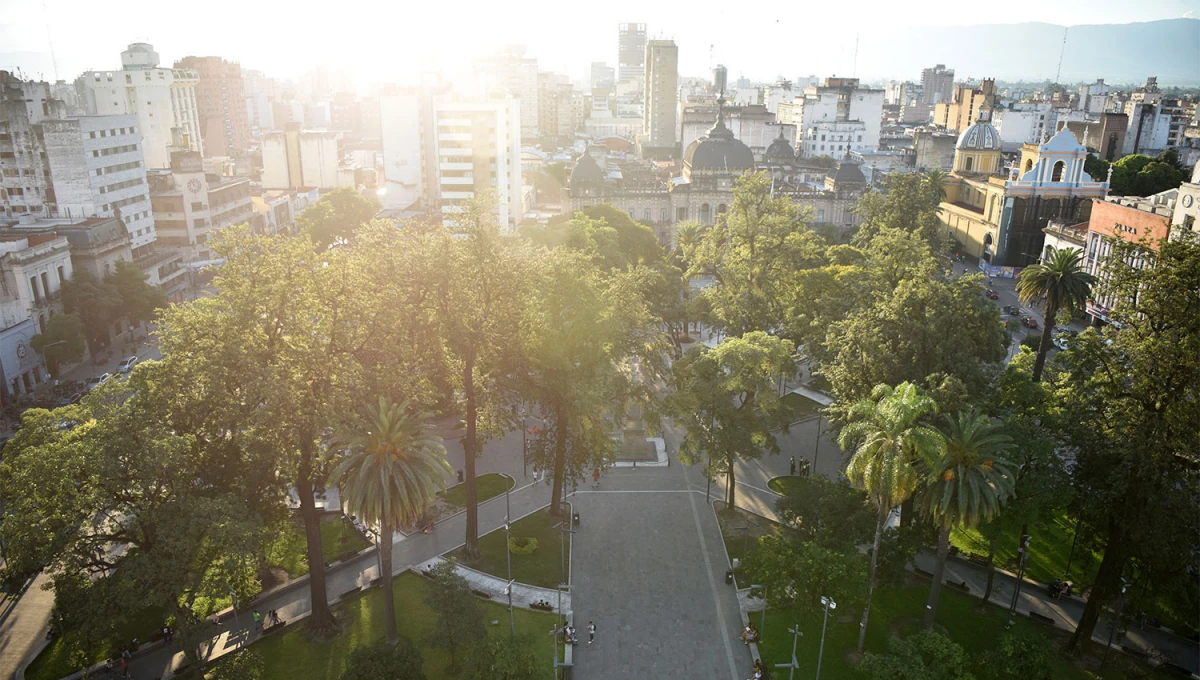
<box><xmin>117</xmin><ymin>356</ymin><xmax>139</xmax><ymax>374</ymax></box>
<box><xmin>1052</xmin><ymin>335</ymin><xmax>1070</xmax><ymax>351</ymax></box>
<box><xmin>56</xmin><ymin>392</ymin><xmax>84</xmax><ymax>407</ymax></box>
<box><xmin>1021</xmin><ymin>316</ymin><xmax>1039</xmax><ymax>329</ymax></box>
<box><xmin>1002</xmin><ymin>305</ymin><xmax>1020</xmax><ymax>315</ymax></box>
<box><xmin>985</xmin><ymin>289</ymin><xmax>1000</xmax><ymax>300</ymax></box>
<box><xmin>84</xmin><ymin>373</ymin><xmax>111</xmax><ymax>391</ymax></box>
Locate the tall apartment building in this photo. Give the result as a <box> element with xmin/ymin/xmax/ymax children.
<box><xmin>260</xmin><ymin>124</ymin><xmax>354</xmax><ymax>190</ymax></box>
<box><xmin>149</xmin><ymin>151</ymin><xmax>252</xmax><ymax>262</ymax></box>
<box><xmin>933</xmin><ymin>79</ymin><xmax>998</xmax><ymax>132</ymax></box>
<box><xmin>474</xmin><ymin>46</ymin><xmax>539</xmax><ymax>141</ymax></box>
<box><xmin>77</xmin><ymin>44</ymin><xmax>203</xmax><ymax>169</ymax></box>
<box><xmin>1077</xmin><ymin>79</ymin><xmax>1110</xmax><ymax>115</ymax></box>
<box><xmin>41</xmin><ymin>115</ymin><xmax>154</xmax><ymax>255</ymax></box>
<box><xmin>590</xmin><ymin>62</ymin><xmax>615</xmax><ymax>92</ymax></box>
<box><xmin>538</xmin><ymin>72</ymin><xmax>576</xmax><ymax>143</ymax></box>
<box><xmin>642</xmin><ymin>40</ymin><xmax>679</xmax><ymax>152</ymax></box>
<box><xmin>174</xmin><ymin>56</ymin><xmax>250</xmax><ymax>157</ymax></box>
<box><xmin>618</xmin><ymin>23</ymin><xmax>647</xmax><ymax>86</ymax></box>
<box><xmin>432</xmin><ymin>98</ymin><xmax>522</xmax><ymax>229</ymax></box>
<box><xmin>379</xmin><ymin>89</ymin><xmax>427</xmax><ymax>212</ymax></box>
<box><xmin>920</xmin><ymin>64</ymin><xmax>955</xmax><ymax>105</ymax></box>
<box><xmin>776</xmin><ymin>77</ymin><xmax>884</xmax><ymax>158</ymax></box>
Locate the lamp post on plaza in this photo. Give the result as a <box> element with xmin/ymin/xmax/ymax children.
<box><xmin>1098</xmin><ymin>578</ymin><xmax>1129</xmax><ymax>679</ymax></box>
<box><xmin>1006</xmin><ymin>535</ymin><xmax>1032</xmax><ymax>628</ymax></box>
<box><xmin>816</xmin><ymin>596</ymin><xmax>837</xmax><ymax>680</ymax></box>
<box><xmin>750</xmin><ymin>583</ymin><xmax>768</xmax><ymax>641</ymax></box>
<box><xmin>773</xmin><ymin>624</ymin><xmax>802</xmax><ymax>680</ymax></box>
<box><xmin>736</xmin><ymin>519</ymin><xmax>760</xmax><ymax>565</ymax></box>
<box><xmin>503</xmin><ymin>480</ymin><xmax>515</xmax><ymax>638</ymax></box>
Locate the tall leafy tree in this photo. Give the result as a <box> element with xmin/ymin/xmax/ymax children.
<box><xmin>31</xmin><ymin>312</ymin><xmax>86</xmax><ymax>378</ymax></box>
<box><xmin>61</xmin><ymin>268</ymin><xmax>120</xmax><ymax>352</ymax></box>
<box><xmin>919</xmin><ymin>410</ymin><xmax>1015</xmax><ymax>630</ymax></box>
<box><xmin>852</xmin><ymin>172</ymin><xmax>945</xmax><ymax>250</ymax></box>
<box><xmin>435</xmin><ymin>197</ymin><xmax>532</xmax><ymax>560</ymax></box>
<box><xmin>860</xmin><ymin>631</ymin><xmax>975</xmax><ymax>680</ymax></box>
<box><xmin>1015</xmin><ymin>246</ymin><xmax>1096</xmax><ymax>382</ymax></box>
<box><xmin>463</xmin><ymin>635</ymin><xmax>541</xmax><ymax>680</ymax></box>
<box><xmin>424</xmin><ymin>559</ymin><xmax>485</xmax><ymax>671</ymax></box>
<box><xmin>1058</xmin><ymin>229</ymin><xmax>1200</xmax><ymax>653</ymax></box>
<box><xmin>666</xmin><ymin>331</ymin><xmax>795</xmax><ymax>508</ymax></box>
<box><xmin>329</xmin><ymin>397</ymin><xmax>450</xmax><ymax>646</ymax></box>
<box><xmin>106</xmin><ymin>259</ymin><xmax>167</xmax><ymax>327</ymax></box>
<box><xmin>525</xmin><ymin>249</ymin><xmax>666</xmax><ymax>516</ymax></box>
<box><xmin>340</xmin><ymin>639</ymin><xmax>426</xmax><ymax>680</ymax></box>
<box><xmin>838</xmin><ymin>382</ymin><xmax>943</xmax><ymax>652</ymax></box>
<box><xmin>922</xmin><ymin>168</ymin><xmax>949</xmax><ymax>204</ymax></box>
<box><xmin>297</xmin><ymin>187</ymin><xmax>381</xmax><ymax>248</ymax></box>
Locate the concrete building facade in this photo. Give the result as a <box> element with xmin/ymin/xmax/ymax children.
<box><xmin>77</xmin><ymin>44</ymin><xmax>203</xmax><ymax>169</ymax></box>
<box><xmin>149</xmin><ymin>151</ymin><xmax>252</xmax><ymax>262</ymax></box>
<box><xmin>934</xmin><ymin>79</ymin><xmax>998</xmax><ymax>133</ymax></box>
<box><xmin>920</xmin><ymin>64</ymin><xmax>954</xmax><ymax>105</ymax></box>
<box><xmin>432</xmin><ymin>98</ymin><xmax>523</xmax><ymax>229</ymax></box>
<box><xmin>1083</xmin><ymin>195</ymin><xmax>1174</xmax><ymax>323</ymax></box>
<box><xmin>174</xmin><ymin>56</ymin><xmax>250</xmax><ymax>157</ymax></box>
<box><xmin>776</xmin><ymin>78</ymin><xmax>883</xmax><ymax>159</ymax></box>
<box><xmin>618</xmin><ymin>23</ymin><xmax>647</xmax><ymax>86</ymax></box>
<box><xmin>0</xmin><ymin>226</ymin><xmax>72</xmax><ymax>399</ymax></box>
<box><xmin>261</xmin><ymin>124</ymin><xmax>353</xmax><ymax>190</ymax></box>
<box><xmin>474</xmin><ymin>46</ymin><xmax>539</xmax><ymax>141</ymax></box>
<box><xmin>642</xmin><ymin>40</ymin><xmax>679</xmax><ymax>152</ymax></box>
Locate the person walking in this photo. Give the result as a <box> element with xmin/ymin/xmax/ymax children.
<box><xmin>592</xmin><ymin>468</ymin><xmax>601</xmax><ymax>488</ymax></box>
<box><xmin>789</xmin><ymin>456</ymin><xmax>796</xmax><ymax>476</ymax></box>
<box><xmin>588</xmin><ymin>621</ymin><xmax>596</xmax><ymax>644</ymax></box>
<box><xmin>252</xmin><ymin>609</ymin><xmax>262</xmax><ymax>632</ymax></box>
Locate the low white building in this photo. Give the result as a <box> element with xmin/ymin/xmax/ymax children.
<box><xmin>261</xmin><ymin>124</ymin><xmax>355</xmax><ymax>190</ymax></box>
<box><xmin>1171</xmin><ymin>163</ymin><xmax>1200</xmax><ymax>233</ymax></box>
<box><xmin>777</xmin><ymin>77</ymin><xmax>883</xmax><ymax>158</ymax></box>
<box><xmin>0</xmin><ymin>224</ymin><xmax>73</xmax><ymax>398</ymax></box>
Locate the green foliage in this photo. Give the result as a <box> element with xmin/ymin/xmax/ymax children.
<box><xmin>852</xmin><ymin>172</ymin><xmax>946</xmax><ymax>251</ymax></box>
<box><xmin>462</xmin><ymin>634</ymin><xmax>541</xmax><ymax>680</ymax></box>
<box><xmin>874</xmin><ymin>522</ymin><xmax>929</xmax><ymax>590</ymax></box>
<box><xmin>61</xmin><ymin>268</ymin><xmax>120</xmax><ymax>350</ymax></box>
<box><xmin>109</xmin><ymin>259</ymin><xmax>167</xmax><ymax>325</ymax></box>
<box><xmin>666</xmin><ymin>331</ymin><xmax>795</xmax><ymax>507</ymax></box>
<box><xmin>773</xmin><ymin>475</ymin><xmax>874</xmax><ymax>551</ymax></box>
<box><xmin>1088</xmin><ymin>152</ymin><xmax>1186</xmax><ymax>196</ymax></box>
<box><xmin>208</xmin><ymin>649</ymin><xmax>266</xmax><ymax>680</ymax></box>
<box><xmin>534</xmin><ymin>204</ymin><xmax>663</xmax><ymax>270</ymax></box>
<box><xmin>297</xmin><ymin>187</ymin><xmax>381</xmax><ymax>247</ymax></box>
<box><xmin>423</xmin><ymin>559</ymin><xmax>485</xmax><ymax>668</ymax></box>
<box><xmin>338</xmin><ymin>640</ymin><xmax>426</xmax><ymax>680</ymax></box>
<box><xmin>977</xmin><ymin>631</ymin><xmax>1054</xmax><ymax>680</ymax></box>
<box><xmin>860</xmin><ymin>631</ymin><xmax>975</xmax><ymax>680</ymax></box>
<box><xmin>507</xmin><ymin>537</ymin><xmax>538</xmax><ymax>555</ymax></box>
<box><xmin>31</xmin><ymin>312</ymin><xmax>86</xmax><ymax>377</ymax></box>
<box><xmin>1016</xmin><ymin>246</ymin><xmax>1096</xmax><ymax>381</ymax></box>
<box><xmin>922</xmin><ymin>410</ymin><xmax>1015</xmax><ymax>531</ymax></box>
<box><xmin>742</xmin><ymin>535</ymin><xmax>867</xmax><ymax>611</ymax></box>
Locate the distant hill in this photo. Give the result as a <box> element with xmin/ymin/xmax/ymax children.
<box><xmin>861</xmin><ymin>19</ymin><xmax>1200</xmax><ymax>85</ymax></box>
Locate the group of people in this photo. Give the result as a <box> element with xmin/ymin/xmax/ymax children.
<box><xmin>562</xmin><ymin>621</ymin><xmax>597</xmax><ymax>645</ymax></box>
<box><xmin>252</xmin><ymin>609</ymin><xmax>284</xmax><ymax>631</ymax></box>
<box><xmin>740</xmin><ymin>622</ymin><xmax>759</xmax><ymax>645</ymax></box>
<box><xmin>748</xmin><ymin>658</ymin><xmax>766</xmax><ymax>679</ymax></box>
<box><xmin>103</xmin><ymin>640</ymin><xmax>140</xmax><ymax>678</ymax></box>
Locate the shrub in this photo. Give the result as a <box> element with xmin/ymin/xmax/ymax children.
<box><xmin>508</xmin><ymin>537</ymin><xmax>538</xmax><ymax>555</ymax></box>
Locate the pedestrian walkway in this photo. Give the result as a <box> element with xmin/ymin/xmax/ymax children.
<box><xmin>35</xmin><ymin>479</ymin><xmax>560</xmax><ymax>680</ymax></box>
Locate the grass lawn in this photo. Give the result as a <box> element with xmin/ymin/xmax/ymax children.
<box><xmin>950</xmin><ymin>508</ymin><xmax>1102</xmax><ymax>589</ymax></box>
<box><xmin>781</xmin><ymin>392</ymin><xmax>821</xmax><ymax>422</ymax></box>
<box><xmin>26</xmin><ymin>606</ymin><xmax>165</xmax><ymax>680</ymax></box>
<box><xmin>209</xmin><ymin>571</ymin><xmax>557</xmax><ymax>680</ymax></box>
<box><xmin>448</xmin><ymin>507</ymin><xmax>570</xmax><ymax>589</ymax></box>
<box><xmin>713</xmin><ymin>502</ymin><xmax>784</xmax><ymax>568</ymax></box>
<box><xmin>806</xmin><ymin>374</ymin><xmax>833</xmax><ymax>394</ymax></box>
<box><xmin>754</xmin><ymin>584</ymin><xmax>1173</xmax><ymax>680</ymax></box>
<box><xmin>438</xmin><ymin>473</ymin><xmax>514</xmax><ymax>508</ymax></box>
<box><xmin>273</xmin><ymin>514</ymin><xmax>372</xmax><ymax>579</ymax></box>
<box><xmin>766</xmin><ymin>476</ymin><xmax>806</xmax><ymax>495</ymax></box>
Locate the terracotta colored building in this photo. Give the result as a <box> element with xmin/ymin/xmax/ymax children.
<box><xmin>1083</xmin><ymin>195</ymin><xmax>1173</xmax><ymax>323</ymax></box>
<box><xmin>174</xmin><ymin>56</ymin><xmax>250</xmax><ymax>157</ymax></box>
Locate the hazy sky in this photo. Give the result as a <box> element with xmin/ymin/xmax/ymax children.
<box><xmin>1</xmin><ymin>0</ymin><xmax>1197</xmax><ymax>87</ymax></box>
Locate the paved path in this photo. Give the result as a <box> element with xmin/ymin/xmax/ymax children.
<box><xmin>0</xmin><ymin>574</ymin><xmax>53</xmax><ymax>680</ymax></box>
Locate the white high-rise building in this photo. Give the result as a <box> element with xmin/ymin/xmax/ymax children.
<box><xmin>777</xmin><ymin>77</ymin><xmax>884</xmax><ymax>158</ymax></box>
<box><xmin>643</xmin><ymin>40</ymin><xmax>678</xmax><ymax>150</ymax></box>
<box><xmin>432</xmin><ymin>98</ymin><xmax>522</xmax><ymax>229</ymax></box>
<box><xmin>379</xmin><ymin>90</ymin><xmax>426</xmax><ymax>211</ymax></box>
<box><xmin>77</xmin><ymin>44</ymin><xmax>203</xmax><ymax>169</ymax></box>
<box><xmin>41</xmin><ymin>114</ymin><xmax>155</xmax><ymax>253</ymax></box>
<box><xmin>474</xmin><ymin>46</ymin><xmax>539</xmax><ymax>141</ymax></box>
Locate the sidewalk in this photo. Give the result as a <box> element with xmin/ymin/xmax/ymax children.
<box><xmin>42</xmin><ymin>479</ymin><xmax>560</xmax><ymax>680</ymax></box>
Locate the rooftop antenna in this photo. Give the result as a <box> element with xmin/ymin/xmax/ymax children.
<box><xmin>42</xmin><ymin>0</ymin><xmax>60</xmax><ymax>81</ymax></box>
<box><xmin>1054</xmin><ymin>27</ymin><xmax>1069</xmax><ymax>84</ymax></box>
<box><xmin>852</xmin><ymin>33</ymin><xmax>860</xmax><ymax>78</ymax></box>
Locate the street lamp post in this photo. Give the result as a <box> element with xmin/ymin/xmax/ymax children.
<box><xmin>817</xmin><ymin>596</ymin><xmax>837</xmax><ymax>680</ymax></box>
<box><xmin>811</xmin><ymin>414</ymin><xmax>822</xmax><ymax>477</ymax></box>
<box><xmin>1007</xmin><ymin>535</ymin><xmax>1032</xmax><ymax>627</ymax></box>
<box><xmin>750</xmin><ymin>583</ymin><xmax>768</xmax><ymax>641</ymax></box>
<box><xmin>1098</xmin><ymin>578</ymin><xmax>1129</xmax><ymax>679</ymax></box>
<box><xmin>229</xmin><ymin>589</ymin><xmax>241</xmax><ymax>635</ymax></box>
<box><xmin>521</xmin><ymin>406</ymin><xmax>528</xmax><ymax>478</ymax></box>
<box><xmin>773</xmin><ymin>624</ymin><xmax>802</xmax><ymax>680</ymax></box>
<box><xmin>504</xmin><ymin>482</ymin><xmax>515</xmax><ymax>638</ymax></box>
<box><xmin>736</xmin><ymin>519</ymin><xmax>760</xmax><ymax>565</ymax></box>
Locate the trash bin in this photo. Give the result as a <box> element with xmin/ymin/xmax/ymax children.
<box><xmin>457</xmin><ymin>469</ymin><xmax>464</xmax><ymax>483</ymax></box>
<box><xmin>572</xmin><ymin>512</ymin><xmax>580</xmax><ymax>527</ymax></box>
<box><xmin>725</xmin><ymin>570</ymin><xmax>734</xmax><ymax>585</ymax></box>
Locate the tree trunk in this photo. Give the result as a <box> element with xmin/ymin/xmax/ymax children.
<box><xmin>726</xmin><ymin>452</ymin><xmax>737</xmax><ymax>509</ymax></box>
<box><xmin>923</xmin><ymin>526</ymin><xmax>951</xmax><ymax>630</ymax></box>
<box><xmin>1067</xmin><ymin>521</ymin><xmax>1128</xmax><ymax>654</ymax></box>
<box><xmin>858</xmin><ymin>513</ymin><xmax>887</xmax><ymax>652</ymax></box>
<box><xmin>380</xmin><ymin>515</ymin><xmax>398</xmax><ymax>646</ymax></box>
<box><xmin>1032</xmin><ymin>299</ymin><xmax>1059</xmax><ymax>382</ymax></box>
<box><xmin>549</xmin><ymin>402</ymin><xmax>567</xmax><ymax>517</ymax></box>
<box><xmin>297</xmin><ymin>444</ymin><xmax>337</xmax><ymax>636</ymax></box>
<box><xmin>899</xmin><ymin>497</ymin><xmax>914</xmax><ymax>528</ymax></box>
<box><xmin>981</xmin><ymin>545</ymin><xmax>997</xmax><ymax>606</ymax></box>
<box><xmin>461</xmin><ymin>356</ymin><xmax>480</xmax><ymax>560</ymax></box>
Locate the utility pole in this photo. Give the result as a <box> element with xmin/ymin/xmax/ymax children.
<box><xmin>773</xmin><ymin>624</ymin><xmax>802</xmax><ymax>680</ymax></box>
<box><xmin>1006</xmin><ymin>535</ymin><xmax>1032</xmax><ymax>627</ymax></box>
<box><xmin>817</xmin><ymin>596</ymin><xmax>837</xmax><ymax>680</ymax></box>
<box><xmin>504</xmin><ymin>483</ymin><xmax>514</xmax><ymax>638</ymax></box>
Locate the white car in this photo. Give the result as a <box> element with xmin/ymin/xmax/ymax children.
<box><xmin>84</xmin><ymin>373</ymin><xmax>111</xmax><ymax>391</ymax></box>
<box><xmin>117</xmin><ymin>356</ymin><xmax>139</xmax><ymax>374</ymax></box>
<box><xmin>1052</xmin><ymin>335</ymin><xmax>1071</xmax><ymax>351</ymax></box>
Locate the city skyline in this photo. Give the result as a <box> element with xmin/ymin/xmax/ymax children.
<box><xmin>1</xmin><ymin>0</ymin><xmax>1197</xmax><ymax>89</ymax></box>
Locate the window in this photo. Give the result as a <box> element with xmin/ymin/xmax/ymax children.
<box><xmin>1051</xmin><ymin>161</ymin><xmax>1065</xmax><ymax>182</ymax></box>
<box><xmin>965</xmin><ymin>157</ymin><xmax>974</xmax><ymax>171</ymax></box>
<box><xmin>57</xmin><ymin>266</ymin><xmax>65</xmax><ymax>285</ymax></box>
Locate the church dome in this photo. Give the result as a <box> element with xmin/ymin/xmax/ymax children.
<box><xmin>766</xmin><ymin>130</ymin><xmax>795</xmax><ymax>161</ymax></box>
<box><xmin>956</xmin><ymin>122</ymin><xmax>1003</xmax><ymax>151</ymax></box>
<box><xmin>569</xmin><ymin>154</ymin><xmax>604</xmax><ymax>185</ymax></box>
<box><xmin>684</xmin><ymin>109</ymin><xmax>755</xmax><ymax>173</ymax></box>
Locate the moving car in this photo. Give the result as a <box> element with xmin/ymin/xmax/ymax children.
<box><xmin>985</xmin><ymin>289</ymin><xmax>1000</xmax><ymax>300</ymax></box>
<box><xmin>84</xmin><ymin>373</ymin><xmax>111</xmax><ymax>391</ymax></box>
<box><xmin>117</xmin><ymin>356</ymin><xmax>139</xmax><ymax>374</ymax></box>
<box><xmin>1021</xmin><ymin>317</ymin><xmax>1039</xmax><ymax>329</ymax></box>
<box><xmin>1002</xmin><ymin>305</ymin><xmax>1020</xmax><ymax>315</ymax></box>
<box><xmin>56</xmin><ymin>392</ymin><xmax>84</xmax><ymax>407</ymax></box>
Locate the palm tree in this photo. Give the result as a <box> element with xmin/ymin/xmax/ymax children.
<box><xmin>329</xmin><ymin>397</ymin><xmax>451</xmax><ymax>645</ymax></box>
<box><xmin>919</xmin><ymin>410</ymin><xmax>1016</xmax><ymax>630</ymax></box>
<box><xmin>1016</xmin><ymin>246</ymin><xmax>1097</xmax><ymax>382</ymax></box>
<box><xmin>672</xmin><ymin>221</ymin><xmax>705</xmax><ymax>266</ymax></box>
<box><xmin>922</xmin><ymin>168</ymin><xmax>949</xmax><ymax>204</ymax></box>
<box><xmin>839</xmin><ymin>382</ymin><xmax>944</xmax><ymax>652</ymax></box>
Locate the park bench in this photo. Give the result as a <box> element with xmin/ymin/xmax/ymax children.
<box><xmin>1120</xmin><ymin>645</ymin><xmax>1148</xmax><ymax>660</ymax></box>
<box><xmin>262</xmin><ymin>621</ymin><xmax>288</xmax><ymax>636</ymax></box>
<box><xmin>339</xmin><ymin>586</ymin><xmax>361</xmax><ymax>600</ymax></box>
<box><xmin>914</xmin><ymin>566</ymin><xmax>934</xmax><ymax>579</ymax></box>
<box><xmin>946</xmin><ymin>578</ymin><xmax>970</xmax><ymax>592</ymax></box>
<box><xmin>1026</xmin><ymin>611</ymin><xmax>1055</xmax><ymax>626</ymax></box>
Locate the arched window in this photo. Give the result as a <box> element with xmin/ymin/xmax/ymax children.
<box><xmin>643</xmin><ymin>208</ymin><xmax>652</xmax><ymax>222</ymax></box>
<box><xmin>661</xmin><ymin>209</ymin><xmax>669</xmax><ymax>223</ymax></box>
<box><xmin>965</xmin><ymin>156</ymin><xmax>974</xmax><ymax>172</ymax></box>
<box><xmin>1023</xmin><ymin>159</ymin><xmax>1034</xmax><ymax>175</ymax></box>
<box><xmin>700</xmin><ymin>203</ymin><xmax>711</xmax><ymax>225</ymax></box>
<box><xmin>1052</xmin><ymin>161</ymin><xmax>1065</xmax><ymax>182</ymax></box>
